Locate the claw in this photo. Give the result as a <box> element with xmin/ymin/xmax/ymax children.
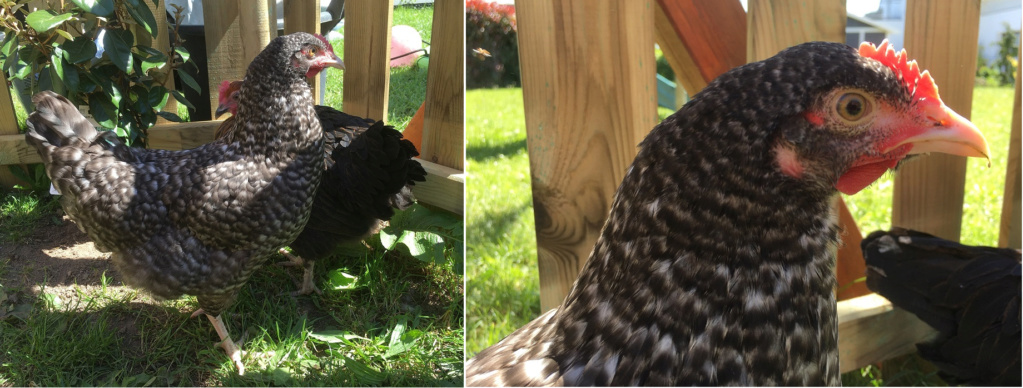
<box><xmin>205</xmin><ymin>313</ymin><xmax>246</xmax><ymax>375</ymax></box>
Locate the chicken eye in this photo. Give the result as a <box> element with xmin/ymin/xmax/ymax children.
<box><xmin>836</xmin><ymin>93</ymin><xmax>870</xmax><ymax>121</ymax></box>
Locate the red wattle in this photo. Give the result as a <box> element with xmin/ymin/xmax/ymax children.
<box><xmin>835</xmin><ymin>158</ymin><xmax>899</xmax><ymax>195</ymax></box>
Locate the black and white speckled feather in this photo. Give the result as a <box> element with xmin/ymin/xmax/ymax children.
<box><xmin>466</xmin><ymin>41</ymin><xmax>966</xmax><ymax>386</ymax></box>
<box><xmin>24</xmin><ymin>33</ymin><xmax>331</xmax><ymax>317</ymax></box>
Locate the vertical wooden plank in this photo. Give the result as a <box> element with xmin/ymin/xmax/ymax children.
<box><xmin>835</xmin><ymin>197</ymin><xmax>870</xmax><ymax>300</ymax></box>
<box><xmin>654</xmin><ymin>0</ymin><xmax>746</xmax><ymax>94</ymax></box>
<box><xmin>1000</xmin><ymin>53</ymin><xmax>1021</xmax><ymax>249</ymax></box>
<box><xmin>892</xmin><ymin>0</ymin><xmax>980</xmax><ymax>241</ymax></box>
<box><xmin>284</xmin><ymin>0</ymin><xmax>322</xmax><ymax>105</ymax></box>
<box><xmin>0</xmin><ymin>70</ymin><xmax>24</xmax><ymax>188</ymax></box>
<box><xmin>518</xmin><ymin>0</ymin><xmax>657</xmax><ymax>311</ymax></box>
<box><xmin>148</xmin><ymin>0</ymin><xmax>178</xmax><ymax>124</ymax></box>
<box><xmin>420</xmin><ymin>0</ymin><xmax>464</xmax><ymax>170</ymax></box>
<box><xmin>202</xmin><ymin>0</ymin><xmax>272</xmax><ymax>116</ymax></box>
<box><xmin>746</xmin><ymin>0</ymin><xmax>846</xmax><ymax>62</ymax></box>
<box><xmin>343</xmin><ymin>0</ymin><xmax>393</xmax><ymax>122</ymax></box>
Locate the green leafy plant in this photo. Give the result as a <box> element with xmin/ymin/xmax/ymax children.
<box><xmin>381</xmin><ymin>204</ymin><xmax>464</xmax><ymax>275</ymax></box>
<box><xmin>992</xmin><ymin>22</ymin><xmax>1019</xmax><ymax>86</ymax></box>
<box><xmin>0</xmin><ymin>0</ymin><xmax>195</xmax><ymax>147</ymax></box>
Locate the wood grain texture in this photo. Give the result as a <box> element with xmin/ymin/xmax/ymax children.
<box><xmin>836</xmin><ymin>293</ymin><xmax>938</xmax><ymax>373</ymax></box>
<box><xmin>342</xmin><ymin>0</ymin><xmax>393</xmax><ymax>122</ymax></box>
<box><xmin>517</xmin><ymin>0</ymin><xmax>657</xmax><ymax>310</ymax></box>
<box><xmin>1000</xmin><ymin>55</ymin><xmax>1021</xmax><ymax>249</ymax></box>
<box><xmin>202</xmin><ymin>0</ymin><xmax>272</xmax><ymax>116</ymax></box>
<box><xmin>654</xmin><ymin>0</ymin><xmax>746</xmax><ymax>94</ymax></box>
<box><xmin>892</xmin><ymin>0</ymin><xmax>980</xmax><ymax>241</ymax></box>
<box><xmin>284</xmin><ymin>0</ymin><xmax>322</xmax><ymax>105</ymax></box>
<box><xmin>420</xmin><ymin>0</ymin><xmax>464</xmax><ymax>170</ymax></box>
<box><xmin>0</xmin><ymin>70</ymin><xmax>25</xmax><ymax>187</ymax></box>
<box><xmin>746</xmin><ymin>0</ymin><xmax>845</xmax><ymax>62</ymax></box>
<box><xmin>148</xmin><ymin>0</ymin><xmax>178</xmax><ymax>124</ymax></box>
<box><xmin>835</xmin><ymin>197</ymin><xmax>870</xmax><ymax>300</ymax></box>
<box><xmin>413</xmin><ymin>159</ymin><xmax>464</xmax><ymax>215</ymax></box>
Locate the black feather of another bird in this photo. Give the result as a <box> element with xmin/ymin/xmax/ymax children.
<box><xmin>863</xmin><ymin>227</ymin><xmax>1021</xmax><ymax>386</ymax></box>
<box><xmin>287</xmin><ymin>106</ymin><xmax>427</xmax><ymax>262</ymax></box>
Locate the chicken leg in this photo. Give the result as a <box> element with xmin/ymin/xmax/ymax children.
<box><xmin>190</xmin><ymin>309</ymin><xmax>246</xmax><ymax>375</ymax></box>
<box><xmin>277</xmin><ymin>248</ymin><xmax>323</xmax><ymax>296</ymax></box>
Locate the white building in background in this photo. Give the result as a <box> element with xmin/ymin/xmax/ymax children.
<box><xmin>854</xmin><ymin>0</ymin><xmax>1020</xmax><ymax>63</ymax></box>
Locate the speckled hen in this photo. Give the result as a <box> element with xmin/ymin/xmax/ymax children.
<box><xmin>24</xmin><ymin>32</ymin><xmax>343</xmax><ymax>375</ymax></box>
<box><xmin>465</xmin><ymin>41</ymin><xmax>991</xmax><ymax>386</ymax></box>
<box><xmin>214</xmin><ymin>80</ymin><xmax>427</xmax><ymax>295</ymax></box>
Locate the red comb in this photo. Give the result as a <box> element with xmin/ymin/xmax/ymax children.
<box><xmin>858</xmin><ymin>40</ymin><xmax>941</xmax><ymax>103</ymax></box>
<box><xmin>314</xmin><ymin>34</ymin><xmax>336</xmax><ymax>54</ymax></box>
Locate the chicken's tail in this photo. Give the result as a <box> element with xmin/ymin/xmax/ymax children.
<box><xmin>862</xmin><ymin>227</ymin><xmax>1021</xmax><ymax>385</ymax></box>
<box><xmin>24</xmin><ymin>91</ymin><xmax>132</xmax><ymax>196</ymax></box>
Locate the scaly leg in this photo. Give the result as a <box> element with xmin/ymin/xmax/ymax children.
<box><xmin>277</xmin><ymin>248</ymin><xmax>304</xmax><ymax>267</ymax></box>
<box><xmin>190</xmin><ymin>309</ymin><xmax>246</xmax><ymax>375</ymax></box>
<box><xmin>292</xmin><ymin>260</ymin><xmax>323</xmax><ymax>296</ymax></box>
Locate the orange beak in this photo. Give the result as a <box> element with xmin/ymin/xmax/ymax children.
<box><xmin>884</xmin><ymin>99</ymin><xmax>990</xmax><ymax>160</ymax></box>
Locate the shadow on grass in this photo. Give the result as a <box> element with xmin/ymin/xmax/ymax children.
<box><xmin>467</xmin><ymin>201</ymin><xmax>534</xmax><ymax>248</ymax></box>
<box><xmin>466</xmin><ymin>138</ymin><xmax>528</xmax><ymax>162</ymax></box>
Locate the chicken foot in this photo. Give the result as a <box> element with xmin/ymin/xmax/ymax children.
<box><xmin>277</xmin><ymin>248</ymin><xmax>323</xmax><ymax>296</ymax></box>
<box><xmin>190</xmin><ymin>309</ymin><xmax>246</xmax><ymax>375</ymax></box>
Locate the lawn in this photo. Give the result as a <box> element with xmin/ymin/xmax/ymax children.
<box><xmin>465</xmin><ymin>85</ymin><xmax>1016</xmax><ymax>384</ymax></box>
<box><xmin>0</xmin><ymin>4</ymin><xmax>463</xmax><ymax>386</ymax></box>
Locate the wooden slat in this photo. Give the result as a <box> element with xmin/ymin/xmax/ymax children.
<box><xmin>1000</xmin><ymin>52</ymin><xmax>1022</xmax><ymax>249</ymax></box>
<box><xmin>284</xmin><ymin>0</ymin><xmax>322</xmax><ymax>105</ymax></box>
<box><xmin>837</xmin><ymin>293</ymin><xmax>938</xmax><ymax>373</ymax></box>
<box><xmin>147</xmin><ymin>121</ymin><xmax>222</xmax><ymax>150</ymax></box>
<box><xmin>413</xmin><ymin>159</ymin><xmax>464</xmax><ymax>215</ymax></box>
<box><xmin>0</xmin><ymin>69</ymin><xmax>26</xmax><ymax>187</ymax></box>
<box><xmin>343</xmin><ymin>0</ymin><xmax>393</xmax><ymax>122</ymax></box>
<box><xmin>517</xmin><ymin>0</ymin><xmax>657</xmax><ymax>310</ymax></box>
<box><xmin>654</xmin><ymin>0</ymin><xmax>746</xmax><ymax>94</ymax></box>
<box><xmin>892</xmin><ymin>0</ymin><xmax>981</xmax><ymax>241</ymax></box>
<box><xmin>746</xmin><ymin>0</ymin><xmax>845</xmax><ymax>62</ymax></box>
<box><xmin>420</xmin><ymin>0</ymin><xmax>465</xmax><ymax>171</ymax></box>
<box><xmin>836</xmin><ymin>197</ymin><xmax>870</xmax><ymax>300</ymax></box>
<box><xmin>202</xmin><ymin>0</ymin><xmax>272</xmax><ymax>116</ymax></box>
<box><xmin>148</xmin><ymin>0</ymin><xmax>178</xmax><ymax>124</ymax></box>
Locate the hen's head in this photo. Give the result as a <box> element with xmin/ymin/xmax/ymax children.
<box><xmin>254</xmin><ymin>32</ymin><xmax>344</xmax><ymax>81</ymax></box>
<box><xmin>674</xmin><ymin>40</ymin><xmax>989</xmax><ymax>196</ymax></box>
<box><xmin>215</xmin><ymin>80</ymin><xmax>243</xmax><ymax>118</ymax></box>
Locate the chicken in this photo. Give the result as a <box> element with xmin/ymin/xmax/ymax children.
<box><xmin>23</xmin><ymin>32</ymin><xmax>344</xmax><ymax>375</ymax></box>
<box><xmin>465</xmin><ymin>40</ymin><xmax>991</xmax><ymax>386</ymax></box>
<box><xmin>214</xmin><ymin>80</ymin><xmax>427</xmax><ymax>295</ymax></box>
<box><xmin>863</xmin><ymin>228</ymin><xmax>1021</xmax><ymax>386</ymax></box>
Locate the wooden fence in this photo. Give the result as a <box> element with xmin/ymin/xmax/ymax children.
<box><xmin>516</xmin><ymin>0</ymin><xmax>1020</xmax><ymax>373</ymax></box>
<box><xmin>0</xmin><ymin>0</ymin><xmax>464</xmax><ymax>215</ymax></box>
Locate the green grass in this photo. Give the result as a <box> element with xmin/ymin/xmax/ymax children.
<box><xmin>465</xmin><ymin>85</ymin><xmax>1016</xmax><ymax>383</ymax></box>
<box><xmin>1</xmin><ymin>5</ymin><xmax>461</xmax><ymax>386</ymax></box>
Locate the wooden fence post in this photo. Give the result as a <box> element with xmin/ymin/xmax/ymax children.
<box><xmin>1000</xmin><ymin>52</ymin><xmax>1021</xmax><ymax>249</ymax></box>
<box><xmin>420</xmin><ymin>0</ymin><xmax>464</xmax><ymax>170</ymax></box>
<box><xmin>892</xmin><ymin>0</ymin><xmax>981</xmax><ymax>241</ymax></box>
<box><xmin>653</xmin><ymin>0</ymin><xmax>746</xmax><ymax>95</ymax></box>
<box><xmin>148</xmin><ymin>0</ymin><xmax>178</xmax><ymax>124</ymax></box>
<box><xmin>202</xmin><ymin>0</ymin><xmax>272</xmax><ymax>117</ymax></box>
<box><xmin>517</xmin><ymin>0</ymin><xmax>657</xmax><ymax>311</ymax></box>
<box><xmin>343</xmin><ymin>0</ymin><xmax>393</xmax><ymax>122</ymax></box>
<box><xmin>284</xmin><ymin>0</ymin><xmax>322</xmax><ymax>105</ymax></box>
<box><xmin>0</xmin><ymin>71</ymin><xmax>24</xmax><ymax>188</ymax></box>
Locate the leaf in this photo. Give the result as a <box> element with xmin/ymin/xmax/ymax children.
<box><xmin>326</xmin><ymin>269</ymin><xmax>359</xmax><ymax>291</ymax></box>
<box><xmin>69</xmin><ymin>0</ymin><xmax>115</xmax><ymax>17</ymax></box>
<box><xmin>174</xmin><ymin>68</ymin><xmax>200</xmax><ymax>93</ymax></box>
<box><xmin>52</xmin><ymin>53</ymin><xmax>79</xmax><ymax>93</ymax></box>
<box><xmin>341</xmin><ymin>356</ymin><xmax>387</xmax><ymax>385</ymax></box>
<box><xmin>173</xmin><ymin>46</ymin><xmax>190</xmax><ymax>63</ymax></box>
<box><xmin>379</xmin><ymin>229</ymin><xmax>399</xmax><ymax>250</ymax></box>
<box><xmin>89</xmin><ymin>93</ymin><xmax>118</xmax><ymax>127</ymax></box>
<box><xmin>147</xmin><ymin>85</ymin><xmax>169</xmax><ymax>111</ymax></box>
<box><xmin>102</xmin><ymin>29</ymin><xmax>134</xmax><ymax>73</ymax></box>
<box><xmin>170</xmin><ymin>89</ymin><xmax>194</xmax><ymax>110</ymax></box>
<box><xmin>124</xmin><ymin>0</ymin><xmax>158</xmax><ymax>38</ymax></box>
<box><xmin>155</xmin><ymin>111</ymin><xmax>183</xmax><ymax>122</ymax></box>
<box><xmin>62</xmin><ymin>36</ymin><xmax>97</xmax><ymax>64</ymax></box>
<box><xmin>25</xmin><ymin>11</ymin><xmax>72</xmax><ymax>33</ymax></box>
<box><xmin>308</xmin><ymin>330</ymin><xmax>368</xmax><ymax>344</ymax></box>
<box><xmin>54</xmin><ymin>29</ymin><xmax>75</xmax><ymax>42</ymax></box>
